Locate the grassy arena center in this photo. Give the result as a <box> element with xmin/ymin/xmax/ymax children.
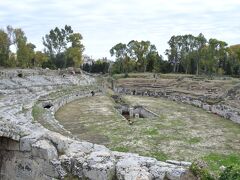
<box><xmin>55</xmin><ymin>94</ymin><xmax>240</xmax><ymax>175</ymax></box>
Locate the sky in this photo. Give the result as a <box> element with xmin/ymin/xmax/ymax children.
<box><xmin>0</xmin><ymin>0</ymin><xmax>240</xmax><ymax>60</ymax></box>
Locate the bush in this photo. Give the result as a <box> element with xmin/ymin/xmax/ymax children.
<box><xmin>189</xmin><ymin>160</ymin><xmax>215</xmax><ymax>180</ymax></box>
<box><xmin>219</xmin><ymin>166</ymin><xmax>240</xmax><ymax>180</ymax></box>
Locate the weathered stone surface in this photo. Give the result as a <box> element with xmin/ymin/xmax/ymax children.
<box><xmin>83</xmin><ymin>151</ymin><xmax>116</xmax><ymax>180</ymax></box>
<box><xmin>32</xmin><ymin>140</ymin><xmax>58</xmax><ymax>160</ymax></box>
<box><xmin>166</xmin><ymin>160</ymin><xmax>192</xmax><ymax>167</ymax></box>
<box><xmin>116</xmin><ymin>157</ymin><xmax>152</xmax><ymax>180</ymax></box>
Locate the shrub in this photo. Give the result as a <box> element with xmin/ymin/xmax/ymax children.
<box><xmin>219</xmin><ymin>166</ymin><xmax>240</xmax><ymax>180</ymax></box>
<box><xmin>189</xmin><ymin>160</ymin><xmax>215</xmax><ymax>180</ymax></box>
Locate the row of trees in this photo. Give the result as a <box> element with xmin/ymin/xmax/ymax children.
<box><xmin>1</xmin><ymin>26</ymin><xmax>240</xmax><ymax>76</ymax></box>
<box><xmin>109</xmin><ymin>40</ymin><xmax>171</xmax><ymax>74</ymax></box>
<box><xmin>0</xmin><ymin>25</ymin><xmax>84</xmax><ymax>69</ymax></box>
<box><xmin>110</xmin><ymin>34</ymin><xmax>240</xmax><ymax>76</ymax></box>
<box><xmin>82</xmin><ymin>59</ymin><xmax>110</xmax><ymax>74</ymax></box>
<box><xmin>0</xmin><ymin>26</ymin><xmax>45</xmax><ymax>68</ymax></box>
<box><xmin>165</xmin><ymin>34</ymin><xmax>240</xmax><ymax>76</ymax></box>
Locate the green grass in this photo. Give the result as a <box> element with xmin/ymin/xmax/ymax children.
<box><xmin>112</xmin><ymin>72</ymin><xmax>154</xmax><ymax>79</ymax></box>
<box><xmin>144</xmin><ymin>128</ymin><xmax>159</xmax><ymax>136</ymax></box>
<box><xmin>187</xmin><ymin>137</ymin><xmax>202</xmax><ymax>144</ymax></box>
<box><xmin>32</xmin><ymin>105</ymin><xmax>44</xmax><ymax>122</ymax></box>
<box><xmin>146</xmin><ymin>151</ymin><xmax>168</xmax><ymax>161</ymax></box>
<box><xmin>203</xmin><ymin>153</ymin><xmax>240</xmax><ymax>176</ymax></box>
<box><xmin>112</xmin><ymin>146</ymin><xmax>129</xmax><ymax>152</ymax></box>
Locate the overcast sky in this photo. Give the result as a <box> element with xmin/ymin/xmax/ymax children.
<box><xmin>0</xmin><ymin>0</ymin><xmax>239</xmax><ymax>59</ymax></box>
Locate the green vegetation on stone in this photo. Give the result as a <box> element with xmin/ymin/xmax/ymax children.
<box><xmin>32</xmin><ymin>105</ymin><xmax>44</xmax><ymax>122</ymax></box>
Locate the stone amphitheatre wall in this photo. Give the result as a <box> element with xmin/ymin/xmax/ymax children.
<box><xmin>0</xmin><ymin>69</ymin><xmax>192</xmax><ymax>180</ymax></box>
<box><xmin>115</xmin><ymin>87</ymin><xmax>240</xmax><ymax>124</ymax></box>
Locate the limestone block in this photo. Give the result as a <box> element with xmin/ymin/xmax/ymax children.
<box><xmin>32</xmin><ymin>140</ymin><xmax>58</xmax><ymax>160</ymax></box>
<box><xmin>191</xmin><ymin>100</ymin><xmax>202</xmax><ymax>108</ymax></box>
<box><xmin>20</xmin><ymin>135</ymin><xmax>38</xmax><ymax>152</ymax></box>
<box><xmin>71</xmin><ymin>152</ymin><xmax>86</xmax><ymax>178</ymax></box>
<box><xmin>116</xmin><ymin>157</ymin><xmax>152</xmax><ymax>180</ymax></box>
<box><xmin>83</xmin><ymin>151</ymin><xmax>116</xmax><ymax>180</ymax></box>
<box><xmin>166</xmin><ymin>160</ymin><xmax>191</xmax><ymax>167</ymax></box>
<box><xmin>149</xmin><ymin>165</ymin><xmax>169</xmax><ymax>179</ymax></box>
<box><xmin>165</xmin><ymin>167</ymin><xmax>188</xmax><ymax>180</ymax></box>
<box><xmin>93</xmin><ymin>144</ymin><xmax>110</xmax><ymax>152</ymax></box>
<box><xmin>202</xmin><ymin>104</ymin><xmax>211</xmax><ymax>111</ymax></box>
<box><xmin>67</xmin><ymin>141</ymin><xmax>94</xmax><ymax>155</ymax></box>
<box><xmin>44</xmin><ymin>131</ymin><xmax>72</xmax><ymax>154</ymax></box>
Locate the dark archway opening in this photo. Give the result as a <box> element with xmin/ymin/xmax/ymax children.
<box><xmin>17</xmin><ymin>73</ymin><xmax>23</xmax><ymax>78</ymax></box>
<box><xmin>122</xmin><ymin>111</ymin><xmax>130</xmax><ymax>120</ymax></box>
<box><xmin>43</xmin><ymin>103</ymin><xmax>53</xmax><ymax>109</ymax></box>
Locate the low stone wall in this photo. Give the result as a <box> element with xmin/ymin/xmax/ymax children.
<box><xmin>116</xmin><ymin>87</ymin><xmax>240</xmax><ymax>124</ymax></box>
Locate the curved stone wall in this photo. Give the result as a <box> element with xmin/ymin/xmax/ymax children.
<box><xmin>115</xmin><ymin>87</ymin><xmax>240</xmax><ymax>124</ymax></box>
<box><xmin>0</xmin><ymin>69</ymin><xmax>192</xmax><ymax>180</ymax></box>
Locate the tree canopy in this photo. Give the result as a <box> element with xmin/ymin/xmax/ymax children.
<box><xmin>0</xmin><ymin>25</ymin><xmax>84</xmax><ymax>69</ymax></box>
<box><xmin>0</xmin><ymin>25</ymin><xmax>239</xmax><ymax>77</ymax></box>
<box><xmin>110</xmin><ymin>34</ymin><xmax>240</xmax><ymax>77</ymax></box>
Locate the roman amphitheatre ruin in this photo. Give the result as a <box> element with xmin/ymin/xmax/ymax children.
<box><xmin>0</xmin><ymin>69</ymin><xmax>240</xmax><ymax>180</ymax></box>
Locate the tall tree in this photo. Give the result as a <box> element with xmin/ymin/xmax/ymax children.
<box><xmin>128</xmin><ymin>40</ymin><xmax>157</xmax><ymax>72</ymax></box>
<box><xmin>195</xmin><ymin>33</ymin><xmax>207</xmax><ymax>75</ymax></box>
<box><xmin>165</xmin><ymin>35</ymin><xmax>183</xmax><ymax>73</ymax></box>
<box><xmin>43</xmin><ymin>25</ymin><xmax>84</xmax><ymax>68</ymax></box>
<box><xmin>0</xmin><ymin>29</ymin><xmax>10</xmax><ymax>66</ymax></box>
<box><xmin>43</xmin><ymin>25</ymin><xmax>73</xmax><ymax>56</ymax></box>
<box><xmin>208</xmin><ymin>38</ymin><xmax>228</xmax><ymax>74</ymax></box>
<box><xmin>110</xmin><ymin>43</ymin><xmax>130</xmax><ymax>74</ymax></box>
<box><xmin>13</xmin><ymin>28</ymin><xmax>36</xmax><ymax>68</ymax></box>
<box><xmin>34</xmin><ymin>51</ymin><xmax>48</xmax><ymax>67</ymax></box>
<box><xmin>65</xmin><ymin>33</ymin><xmax>85</xmax><ymax>68</ymax></box>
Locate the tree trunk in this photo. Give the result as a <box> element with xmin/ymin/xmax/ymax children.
<box><xmin>176</xmin><ymin>64</ymin><xmax>179</xmax><ymax>73</ymax></box>
<box><xmin>196</xmin><ymin>61</ymin><xmax>199</xmax><ymax>76</ymax></box>
<box><xmin>185</xmin><ymin>64</ymin><xmax>189</xmax><ymax>74</ymax></box>
<box><xmin>173</xmin><ymin>63</ymin><xmax>176</xmax><ymax>73</ymax></box>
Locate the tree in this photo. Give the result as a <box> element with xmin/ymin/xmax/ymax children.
<box><xmin>195</xmin><ymin>33</ymin><xmax>207</xmax><ymax>75</ymax></box>
<box><xmin>43</xmin><ymin>25</ymin><xmax>73</xmax><ymax>55</ymax></box>
<box><xmin>34</xmin><ymin>51</ymin><xmax>48</xmax><ymax>67</ymax></box>
<box><xmin>65</xmin><ymin>33</ymin><xmax>84</xmax><ymax>68</ymax></box>
<box><xmin>13</xmin><ymin>28</ymin><xmax>36</xmax><ymax>68</ymax></box>
<box><xmin>207</xmin><ymin>38</ymin><xmax>228</xmax><ymax>74</ymax></box>
<box><xmin>43</xmin><ymin>25</ymin><xmax>84</xmax><ymax>68</ymax></box>
<box><xmin>110</xmin><ymin>43</ymin><xmax>130</xmax><ymax>74</ymax></box>
<box><xmin>165</xmin><ymin>35</ymin><xmax>183</xmax><ymax>73</ymax></box>
<box><xmin>0</xmin><ymin>29</ymin><xmax>10</xmax><ymax>66</ymax></box>
<box><xmin>227</xmin><ymin>45</ymin><xmax>240</xmax><ymax>76</ymax></box>
<box><xmin>128</xmin><ymin>40</ymin><xmax>157</xmax><ymax>72</ymax></box>
<box><xmin>146</xmin><ymin>51</ymin><xmax>161</xmax><ymax>72</ymax></box>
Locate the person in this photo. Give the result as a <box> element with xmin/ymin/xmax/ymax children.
<box><xmin>91</xmin><ymin>91</ymin><xmax>95</xmax><ymax>96</ymax></box>
<box><xmin>133</xmin><ymin>90</ymin><xmax>136</xmax><ymax>95</ymax></box>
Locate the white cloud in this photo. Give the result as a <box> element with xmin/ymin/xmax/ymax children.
<box><xmin>0</xmin><ymin>0</ymin><xmax>239</xmax><ymax>59</ymax></box>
